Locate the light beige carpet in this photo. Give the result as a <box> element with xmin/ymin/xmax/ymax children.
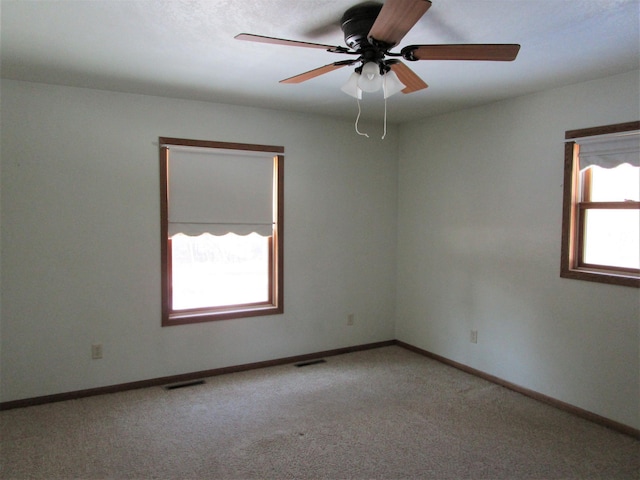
<box><xmin>1</xmin><ymin>346</ymin><xmax>638</xmax><ymax>479</ymax></box>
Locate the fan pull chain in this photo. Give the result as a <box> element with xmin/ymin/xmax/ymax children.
<box><xmin>382</xmin><ymin>97</ymin><xmax>388</xmax><ymax>139</ymax></box>
<box><xmin>355</xmin><ymin>99</ymin><xmax>369</xmax><ymax>138</ymax></box>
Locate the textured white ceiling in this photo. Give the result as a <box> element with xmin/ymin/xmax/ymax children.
<box><xmin>1</xmin><ymin>0</ymin><xmax>639</xmax><ymax>122</ymax></box>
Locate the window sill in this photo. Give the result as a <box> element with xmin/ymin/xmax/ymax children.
<box><xmin>163</xmin><ymin>304</ymin><xmax>283</xmax><ymax>326</ymax></box>
<box><xmin>561</xmin><ymin>267</ymin><xmax>640</xmax><ymax>288</ymax></box>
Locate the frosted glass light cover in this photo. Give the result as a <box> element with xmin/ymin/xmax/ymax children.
<box><xmin>358</xmin><ymin>62</ymin><xmax>383</xmax><ymax>93</ymax></box>
<box><xmin>341</xmin><ymin>71</ymin><xmax>362</xmax><ymax>99</ymax></box>
<box><xmin>383</xmin><ymin>70</ymin><xmax>406</xmax><ymax>98</ymax></box>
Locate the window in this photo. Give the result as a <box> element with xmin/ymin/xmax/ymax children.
<box><xmin>561</xmin><ymin>121</ymin><xmax>640</xmax><ymax>287</ymax></box>
<box><xmin>159</xmin><ymin>137</ymin><xmax>284</xmax><ymax>325</ymax></box>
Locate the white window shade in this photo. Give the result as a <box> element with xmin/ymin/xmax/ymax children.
<box><xmin>577</xmin><ymin>132</ymin><xmax>640</xmax><ymax>170</ymax></box>
<box><xmin>167</xmin><ymin>146</ymin><xmax>274</xmax><ymax>236</ymax></box>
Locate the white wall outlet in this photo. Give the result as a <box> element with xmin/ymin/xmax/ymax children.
<box><xmin>347</xmin><ymin>314</ymin><xmax>355</xmax><ymax>326</ymax></box>
<box><xmin>91</xmin><ymin>343</ymin><xmax>103</xmax><ymax>359</ymax></box>
<box><xmin>470</xmin><ymin>330</ymin><xmax>478</xmax><ymax>344</ymax></box>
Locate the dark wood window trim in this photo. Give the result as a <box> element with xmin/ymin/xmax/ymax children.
<box><xmin>560</xmin><ymin>121</ymin><xmax>640</xmax><ymax>287</ymax></box>
<box><xmin>159</xmin><ymin>137</ymin><xmax>284</xmax><ymax>325</ymax></box>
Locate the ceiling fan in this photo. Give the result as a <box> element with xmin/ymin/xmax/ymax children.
<box><xmin>235</xmin><ymin>0</ymin><xmax>521</xmax><ymax>97</ymax></box>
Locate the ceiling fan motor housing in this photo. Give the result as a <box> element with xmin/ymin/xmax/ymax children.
<box><xmin>341</xmin><ymin>2</ymin><xmax>383</xmax><ymax>51</ymax></box>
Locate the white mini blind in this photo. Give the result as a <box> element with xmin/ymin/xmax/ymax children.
<box><xmin>576</xmin><ymin>132</ymin><xmax>640</xmax><ymax>170</ymax></box>
<box><xmin>167</xmin><ymin>146</ymin><xmax>275</xmax><ymax>236</ymax></box>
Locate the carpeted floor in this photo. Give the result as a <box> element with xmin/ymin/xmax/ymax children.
<box><xmin>1</xmin><ymin>346</ymin><xmax>638</xmax><ymax>479</ymax></box>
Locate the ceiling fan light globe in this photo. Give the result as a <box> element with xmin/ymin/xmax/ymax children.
<box><xmin>383</xmin><ymin>70</ymin><xmax>406</xmax><ymax>98</ymax></box>
<box><xmin>358</xmin><ymin>62</ymin><xmax>383</xmax><ymax>93</ymax></box>
<box><xmin>341</xmin><ymin>71</ymin><xmax>363</xmax><ymax>99</ymax></box>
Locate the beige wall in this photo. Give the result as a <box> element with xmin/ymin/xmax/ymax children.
<box><xmin>0</xmin><ymin>81</ymin><xmax>398</xmax><ymax>401</ymax></box>
<box><xmin>396</xmin><ymin>70</ymin><xmax>640</xmax><ymax>429</ymax></box>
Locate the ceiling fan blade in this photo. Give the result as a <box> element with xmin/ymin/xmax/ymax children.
<box><xmin>403</xmin><ymin>44</ymin><xmax>521</xmax><ymax>61</ymax></box>
<box><xmin>280</xmin><ymin>61</ymin><xmax>355</xmax><ymax>84</ymax></box>
<box><xmin>389</xmin><ymin>61</ymin><xmax>428</xmax><ymax>93</ymax></box>
<box><xmin>368</xmin><ymin>0</ymin><xmax>432</xmax><ymax>47</ymax></box>
<box><xmin>235</xmin><ymin>33</ymin><xmax>343</xmax><ymax>51</ymax></box>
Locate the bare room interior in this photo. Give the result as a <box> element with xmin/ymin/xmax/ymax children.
<box><xmin>1</xmin><ymin>0</ymin><xmax>639</xmax><ymax>478</ymax></box>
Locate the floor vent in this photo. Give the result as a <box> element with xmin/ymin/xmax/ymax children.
<box><xmin>163</xmin><ymin>380</ymin><xmax>205</xmax><ymax>390</ymax></box>
<box><xmin>294</xmin><ymin>359</ymin><xmax>326</xmax><ymax>368</ymax></box>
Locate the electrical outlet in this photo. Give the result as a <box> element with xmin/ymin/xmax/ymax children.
<box><xmin>347</xmin><ymin>314</ymin><xmax>355</xmax><ymax>326</ymax></box>
<box><xmin>91</xmin><ymin>343</ymin><xmax>103</xmax><ymax>359</ymax></box>
<box><xmin>470</xmin><ymin>330</ymin><xmax>478</xmax><ymax>344</ymax></box>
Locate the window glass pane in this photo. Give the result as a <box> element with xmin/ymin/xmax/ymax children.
<box><xmin>583</xmin><ymin>209</ymin><xmax>640</xmax><ymax>269</ymax></box>
<box><xmin>171</xmin><ymin>232</ymin><xmax>270</xmax><ymax>310</ymax></box>
<box><xmin>584</xmin><ymin>164</ymin><xmax>640</xmax><ymax>202</ymax></box>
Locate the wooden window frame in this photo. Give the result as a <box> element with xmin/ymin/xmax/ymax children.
<box><xmin>159</xmin><ymin>137</ymin><xmax>284</xmax><ymax>326</ymax></box>
<box><xmin>560</xmin><ymin>121</ymin><xmax>640</xmax><ymax>287</ymax></box>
